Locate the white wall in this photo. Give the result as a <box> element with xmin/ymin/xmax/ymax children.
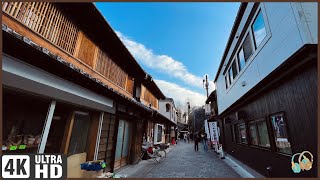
<box><xmin>216</xmin><ymin>2</ymin><xmax>317</xmax><ymax>114</ymax></box>
<box><xmin>159</xmin><ymin>100</ymin><xmax>171</xmax><ymax>120</ymax></box>
<box><xmin>159</xmin><ymin>99</ymin><xmax>178</xmax><ymax>124</ymax></box>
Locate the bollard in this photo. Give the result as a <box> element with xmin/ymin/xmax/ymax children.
<box><xmin>219</xmin><ymin>144</ymin><xmax>225</xmax><ymax>159</ymax></box>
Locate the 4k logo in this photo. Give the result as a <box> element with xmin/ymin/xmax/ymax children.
<box><xmin>1</xmin><ymin>155</ymin><xmax>30</xmax><ymax>178</ymax></box>
<box><xmin>1</xmin><ymin>154</ymin><xmax>66</xmax><ymax>179</ymax></box>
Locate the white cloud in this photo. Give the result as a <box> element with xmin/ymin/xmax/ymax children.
<box><xmin>116</xmin><ymin>31</ymin><xmax>214</xmax><ymax>89</ymax></box>
<box><xmin>155</xmin><ymin>79</ymin><xmax>207</xmax><ymax>107</ymax></box>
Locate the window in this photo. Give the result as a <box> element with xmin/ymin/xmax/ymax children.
<box><xmin>166</xmin><ymin>103</ymin><xmax>171</xmax><ymax>112</ymax></box>
<box><xmin>67</xmin><ymin>112</ymin><xmax>91</xmax><ymax>156</ymax></box>
<box><xmin>252</xmin><ymin>10</ymin><xmax>267</xmax><ymax>48</ymax></box>
<box><xmin>231</xmin><ymin>60</ymin><xmax>238</xmax><ymax>79</ymax></box>
<box><xmin>270</xmin><ymin>112</ymin><xmax>292</xmax><ymax>154</ymax></box>
<box><xmin>235</xmin><ymin>123</ymin><xmax>247</xmax><ymax>144</ymax></box>
<box><xmin>157</xmin><ymin>125</ymin><xmax>162</xmax><ymax>142</ymax></box>
<box><xmin>225</xmin><ymin>75</ymin><xmax>228</xmax><ymax>89</ymax></box>
<box><xmin>237</xmin><ymin>48</ymin><xmax>246</xmax><ymax>72</ymax></box>
<box><xmin>249</xmin><ymin>119</ymin><xmax>270</xmax><ymax>147</ymax></box>
<box><xmin>228</xmin><ymin>68</ymin><xmax>233</xmax><ymax>84</ymax></box>
<box><xmin>237</xmin><ymin>33</ymin><xmax>253</xmax><ymax>73</ymax></box>
<box><xmin>243</xmin><ymin>33</ymin><xmax>253</xmax><ymax>60</ymax></box>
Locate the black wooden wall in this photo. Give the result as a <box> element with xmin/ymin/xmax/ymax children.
<box><xmin>221</xmin><ymin>59</ymin><xmax>317</xmax><ymax>177</ymax></box>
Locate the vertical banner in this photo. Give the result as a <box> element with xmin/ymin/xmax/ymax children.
<box><xmin>204</xmin><ymin>119</ymin><xmax>210</xmax><ymax>138</ymax></box>
<box><xmin>208</xmin><ymin>122</ymin><xmax>219</xmax><ymax>144</ymax></box>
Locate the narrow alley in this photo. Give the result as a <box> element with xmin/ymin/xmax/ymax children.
<box><xmin>116</xmin><ymin>141</ymin><xmax>240</xmax><ymax>178</ymax></box>
<box><xmin>146</xmin><ymin>142</ymin><xmax>240</xmax><ymax>178</ymax></box>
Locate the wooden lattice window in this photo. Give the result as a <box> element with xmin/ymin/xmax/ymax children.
<box><xmin>95</xmin><ymin>49</ymin><xmax>128</xmax><ymax>89</ymax></box>
<box><xmin>125</xmin><ymin>76</ymin><xmax>134</xmax><ymax>95</ymax></box>
<box><xmin>2</xmin><ymin>2</ymin><xmax>79</xmax><ymax>55</ymax></box>
<box><xmin>142</xmin><ymin>85</ymin><xmax>158</xmax><ymax>109</ymax></box>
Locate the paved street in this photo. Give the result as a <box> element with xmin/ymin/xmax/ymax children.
<box><xmin>144</xmin><ymin>141</ymin><xmax>240</xmax><ymax>178</ymax></box>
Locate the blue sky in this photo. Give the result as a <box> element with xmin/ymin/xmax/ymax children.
<box><xmin>95</xmin><ymin>2</ymin><xmax>240</xmax><ymax>107</ymax></box>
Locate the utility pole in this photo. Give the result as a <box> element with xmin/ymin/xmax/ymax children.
<box><xmin>203</xmin><ymin>74</ymin><xmax>209</xmax><ymax>98</ymax></box>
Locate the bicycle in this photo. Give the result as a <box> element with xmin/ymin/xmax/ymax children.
<box><xmin>137</xmin><ymin>143</ymin><xmax>166</xmax><ymax>163</ymax></box>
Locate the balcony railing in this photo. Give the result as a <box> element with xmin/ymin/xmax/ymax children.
<box><xmin>2</xmin><ymin>2</ymin><xmax>79</xmax><ymax>55</ymax></box>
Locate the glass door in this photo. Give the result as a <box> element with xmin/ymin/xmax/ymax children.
<box><xmin>114</xmin><ymin>119</ymin><xmax>131</xmax><ymax>170</ymax></box>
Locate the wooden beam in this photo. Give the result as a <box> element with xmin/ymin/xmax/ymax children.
<box><xmin>60</xmin><ymin>112</ymin><xmax>75</xmax><ymax>154</ymax></box>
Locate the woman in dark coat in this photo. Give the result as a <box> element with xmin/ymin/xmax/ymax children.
<box><xmin>194</xmin><ymin>132</ymin><xmax>199</xmax><ymax>151</ymax></box>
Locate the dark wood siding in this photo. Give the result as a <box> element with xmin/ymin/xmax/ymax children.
<box><xmin>222</xmin><ymin>59</ymin><xmax>317</xmax><ymax>177</ymax></box>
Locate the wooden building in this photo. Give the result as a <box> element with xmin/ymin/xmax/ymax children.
<box><xmin>2</xmin><ymin>2</ymin><xmax>175</xmax><ymax>177</ymax></box>
<box><xmin>213</xmin><ymin>2</ymin><xmax>317</xmax><ymax>177</ymax></box>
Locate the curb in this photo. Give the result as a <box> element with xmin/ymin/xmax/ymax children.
<box><xmin>221</xmin><ymin>153</ymin><xmax>265</xmax><ymax>178</ymax></box>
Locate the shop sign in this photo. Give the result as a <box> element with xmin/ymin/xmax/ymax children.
<box><xmin>204</xmin><ymin>104</ymin><xmax>211</xmax><ymax>116</ymax></box>
<box><xmin>204</xmin><ymin>120</ymin><xmax>210</xmax><ymax>139</ymax></box>
<box><xmin>208</xmin><ymin>122</ymin><xmax>219</xmax><ymax>144</ymax></box>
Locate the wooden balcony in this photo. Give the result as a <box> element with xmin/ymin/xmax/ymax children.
<box><xmin>2</xmin><ymin>2</ymin><xmax>135</xmax><ymax>99</ymax></box>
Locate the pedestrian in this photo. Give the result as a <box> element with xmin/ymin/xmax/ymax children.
<box><xmin>203</xmin><ymin>132</ymin><xmax>208</xmax><ymax>152</ymax></box>
<box><xmin>187</xmin><ymin>133</ymin><xmax>190</xmax><ymax>143</ymax></box>
<box><xmin>184</xmin><ymin>133</ymin><xmax>187</xmax><ymax>143</ymax></box>
<box><xmin>194</xmin><ymin>132</ymin><xmax>199</xmax><ymax>151</ymax></box>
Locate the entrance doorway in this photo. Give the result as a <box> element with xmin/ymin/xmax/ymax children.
<box><xmin>114</xmin><ymin>119</ymin><xmax>131</xmax><ymax>170</ymax></box>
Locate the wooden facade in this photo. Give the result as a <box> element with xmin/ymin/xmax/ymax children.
<box><xmin>141</xmin><ymin>85</ymin><xmax>159</xmax><ymax>109</ymax></box>
<box><xmin>2</xmin><ymin>2</ymin><xmax>150</xmax><ymax>99</ymax></box>
<box><xmin>220</xmin><ymin>47</ymin><xmax>317</xmax><ymax>177</ymax></box>
<box><xmin>2</xmin><ymin>2</ymin><xmax>173</xmax><ymax>176</ymax></box>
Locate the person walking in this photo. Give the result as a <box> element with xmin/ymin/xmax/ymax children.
<box><xmin>187</xmin><ymin>133</ymin><xmax>190</xmax><ymax>143</ymax></box>
<box><xmin>184</xmin><ymin>133</ymin><xmax>187</xmax><ymax>143</ymax></box>
<box><xmin>203</xmin><ymin>132</ymin><xmax>208</xmax><ymax>152</ymax></box>
<box><xmin>194</xmin><ymin>132</ymin><xmax>199</xmax><ymax>151</ymax></box>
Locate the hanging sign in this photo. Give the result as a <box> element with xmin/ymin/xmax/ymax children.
<box><xmin>204</xmin><ymin>119</ymin><xmax>210</xmax><ymax>138</ymax></box>
<box><xmin>208</xmin><ymin>122</ymin><xmax>219</xmax><ymax>144</ymax></box>
<box><xmin>205</xmin><ymin>104</ymin><xmax>211</xmax><ymax>116</ymax></box>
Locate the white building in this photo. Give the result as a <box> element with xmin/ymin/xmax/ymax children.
<box><xmin>159</xmin><ymin>98</ymin><xmax>178</xmax><ymax>124</ymax></box>
<box><xmin>159</xmin><ymin>98</ymin><xmax>178</xmax><ymax>143</ymax></box>
<box><xmin>214</xmin><ymin>2</ymin><xmax>317</xmax><ymax>177</ymax></box>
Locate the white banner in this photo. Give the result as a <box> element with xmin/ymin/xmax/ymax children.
<box><xmin>208</xmin><ymin>122</ymin><xmax>219</xmax><ymax>144</ymax></box>
<box><xmin>204</xmin><ymin>119</ymin><xmax>210</xmax><ymax>138</ymax></box>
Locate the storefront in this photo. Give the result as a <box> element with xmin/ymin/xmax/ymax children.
<box><xmin>2</xmin><ymin>54</ymin><xmax>115</xmax><ymax>177</ymax></box>
<box><xmin>2</xmin><ymin>87</ymin><xmax>102</xmax><ymax>158</ymax></box>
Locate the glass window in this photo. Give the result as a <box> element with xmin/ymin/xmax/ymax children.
<box><xmin>243</xmin><ymin>33</ymin><xmax>253</xmax><ymax>60</ymax></box>
<box><xmin>257</xmin><ymin>120</ymin><xmax>270</xmax><ymax>147</ymax></box>
<box><xmin>252</xmin><ymin>10</ymin><xmax>267</xmax><ymax>48</ymax></box>
<box><xmin>166</xmin><ymin>103</ymin><xmax>170</xmax><ymax>112</ymax></box>
<box><xmin>270</xmin><ymin>113</ymin><xmax>292</xmax><ymax>154</ymax></box>
<box><xmin>228</xmin><ymin>67</ymin><xmax>233</xmax><ymax>84</ymax></box>
<box><xmin>225</xmin><ymin>75</ymin><xmax>228</xmax><ymax>89</ymax></box>
<box><xmin>249</xmin><ymin>122</ymin><xmax>259</xmax><ymax>145</ymax></box>
<box><xmin>157</xmin><ymin>125</ymin><xmax>162</xmax><ymax>143</ymax></box>
<box><xmin>249</xmin><ymin>119</ymin><xmax>270</xmax><ymax>147</ymax></box>
<box><xmin>67</xmin><ymin>112</ymin><xmax>91</xmax><ymax>156</ymax></box>
<box><xmin>235</xmin><ymin>123</ymin><xmax>247</xmax><ymax>144</ymax></box>
<box><xmin>231</xmin><ymin>60</ymin><xmax>238</xmax><ymax>79</ymax></box>
<box><xmin>237</xmin><ymin>48</ymin><xmax>246</xmax><ymax>71</ymax></box>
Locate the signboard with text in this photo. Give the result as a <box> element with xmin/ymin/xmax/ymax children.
<box><xmin>208</xmin><ymin>122</ymin><xmax>219</xmax><ymax>144</ymax></box>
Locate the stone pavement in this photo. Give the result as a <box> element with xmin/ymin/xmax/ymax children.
<box><xmin>144</xmin><ymin>141</ymin><xmax>240</xmax><ymax>178</ymax></box>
